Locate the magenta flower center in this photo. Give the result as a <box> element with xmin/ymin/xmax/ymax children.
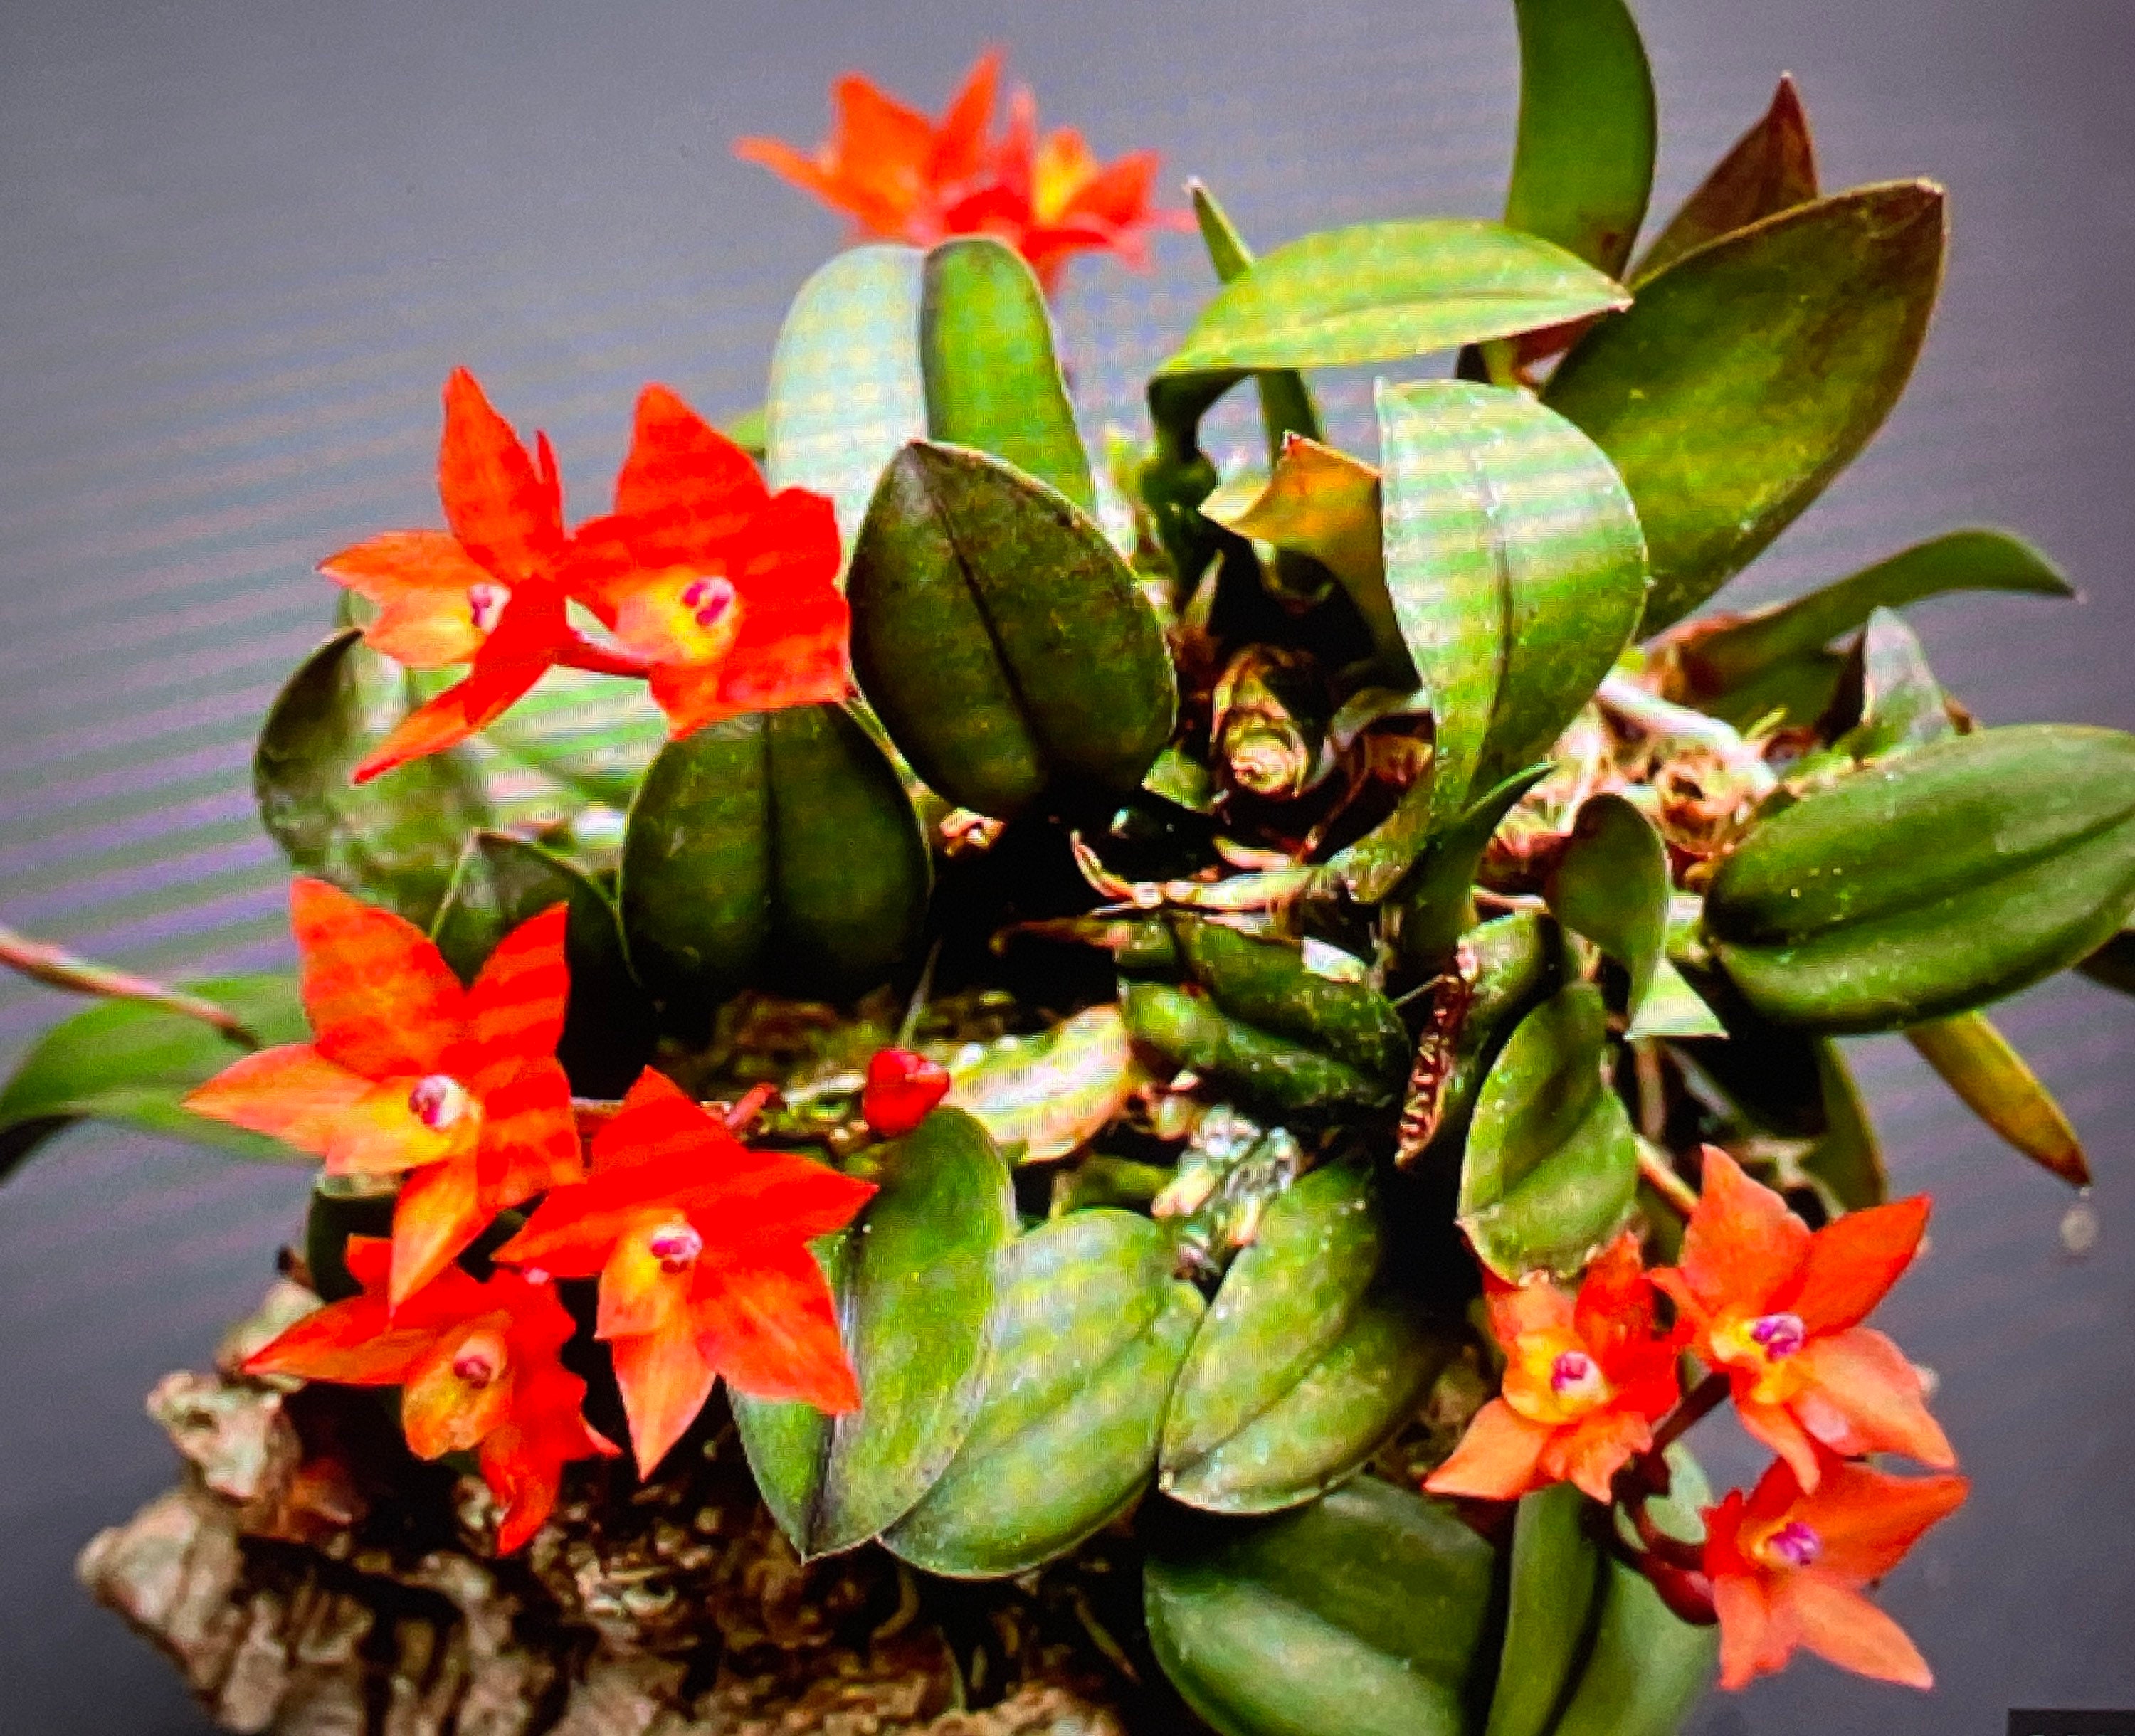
<box><xmin>408</xmin><ymin>1074</ymin><xmax>473</xmax><ymax>1131</ymax></box>
<box><xmin>649</xmin><ymin>1221</ymin><xmax>704</xmax><ymax>1274</ymax></box>
<box><xmin>1749</xmin><ymin>1312</ymin><xmax>1807</xmax><ymax>1360</ymax></box>
<box><xmin>452</xmin><ymin>1348</ymin><xmax>499</xmax><ymax>1387</ymax></box>
<box><xmin>680</xmin><ymin>575</ymin><xmax>737</xmax><ymax>631</ymax></box>
<box><xmin>1767</xmin><ymin>1519</ymin><xmax>1821</xmax><ymax>1567</ymax></box>
<box><xmin>466</xmin><ymin>581</ymin><xmax>510</xmax><ymax>634</ymax></box>
<box><xmin>1550</xmin><ymin>1349</ymin><xmax>1601</xmax><ymax>1398</ymax></box>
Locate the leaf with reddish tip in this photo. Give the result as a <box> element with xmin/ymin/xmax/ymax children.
<box><xmin>1633</xmin><ymin>74</ymin><xmax>1819</xmax><ymax>283</ymax></box>
<box><xmin>1905</xmin><ymin>1011</ymin><xmax>2089</xmax><ymax>1186</ymax></box>
<box><xmin>946</xmin><ymin>1005</ymin><xmax>1144</xmax><ymax>1164</ymax></box>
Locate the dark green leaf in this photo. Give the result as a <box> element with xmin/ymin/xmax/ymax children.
<box><xmin>920</xmin><ymin>237</ymin><xmax>1094</xmax><ymax>513</ymax></box>
<box><xmin>1799</xmin><ymin>1039</ymin><xmax>1887</xmax><ymax>1211</ymax></box>
<box><xmin>1144</xmin><ymin>1478</ymin><xmax>1497</xmax><ymax>1736</ymax></box>
<box><xmin>303</xmin><ymin>1175</ymin><xmax>397</xmax><ymax>1303</ymax></box>
<box><xmin>0</xmin><ymin>976</ymin><xmax>309</xmax><ymax>1181</ymax></box>
<box><xmin>848</xmin><ymin>441</ymin><xmax>1176</xmax><ymax>819</ymax></box>
<box><xmin>1505</xmin><ymin>0</ymin><xmax>1655</xmax><ymax>277</ymax></box>
<box><xmin>1632</xmin><ymin>74</ymin><xmax>1818</xmax><ymax>284</ymax></box>
<box><xmin>1705</xmin><ymin>724</ymin><xmax>2135</xmax><ymax>1031</ymax></box>
<box><xmin>2079</xmin><ymin>924</ymin><xmax>2135</xmax><ymax>995</ymax></box>
<box><xmin>254</xmin><ymin>630</ymin><xmax>490</xmax><ymax>925</ymax></box>
<box><xmin>1188</xmin><ymin>180</ymin><xmax>1325</xmax><ymax>464</ymax></box>
<box><xmin>619</xmin><ymin>703</ymin><xmax>929</xmax><ymax>1022</ymax></box>
<box><xmin>735</xmin><ymin>1107</ymin><xmax>1014</xmax><ymax>1557</ymax></box>
<box><xmin>1121</xmin><ymin>980</ymin><xmax>1393</xmax><ymax>1113</ymax></box>
<box><xmin>1548</xmin><ymin>794</ymin><xmax>1669</xmax><ymax>1022</ymax></box>
<box><xmin>1388</xmin><ymin>766</ymin><xmax>1554</xmax><ymax>970</ymax></box>
<box><xmin>764</xmin><ymin>244</ymin><xmax>931</xmax><ymax>548</ymax></box>
<box><xmin>1459</xmin><ymin>983</ymin><xmax>1638</xmax><ymax>1279</ymax></box>
<box><xmin>1546</xmin><ymin>183</ymin><xmax>1947</xmax><ymax>633</ymax></box>
<box><xmin>1831</xmin><ymin>607</ymin><xmax>1956</xmax><ymax>759</ymax></box>
<box><xmin>431</xmin><ymin>832</ymin><xmax>655</xmax><ymax>1097</ymax></box>
<box><xmin>1171</xmin><ymin>920</ymin><xmax>1410</xmax><ymax>1083</ymax></box>
<box><xmin>882</xmin><ymin>1210</ymin><xmax>1201</xmax><ymax>1577</ymax></box>
<box><xmin>1485</xmin><ymin>1482</ymin><xmax>1601</xmax><ymax>1736</ymax></box>
<box><xmin>1905</xmin><ymin>1011</ymin><xmax>2088</xmax><ymax>1186</ymax></box>
<box><xmin>1161</xmin><ymin>1164</ymin><xmax>1450</xmax><ymax>1514</ymax></box>
<box><xmin>1376</xmin><ymin>380</ymin><xmax>1647</xmax><ymax>832</ymax></box>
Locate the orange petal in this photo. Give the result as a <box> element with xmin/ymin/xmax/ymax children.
<box><xmin>609</xmin><ymin>1322</ymin><xmax>718</xmax><ymax>1477</ymax></box>
<box><xmin>1422</xmin><ymin>1398</ymin><xmax>1554</xmax><ymax>1499</ymax></box>
<box><xmin>1778</xmin><ymin>1570</ymin><xmax>1934</xmax><ymax>1689</ymax></box>
<box><xmin>241</xmin><ymin>1291</ymin><xmax>432</xmax><ymax>1385</ymax></box>
<box><xmin>1795</xmin><ymin>1460</ymin><xmax>1968</xmax><ymax>1584</ymax></box>
<box><xmin>1712</xmin><ymin>1570</ymin><xmax>1789</xmax><ymax>1690</ymax></box>
<box><xmin>1736</xmin><ymin>1392</ymin><xmax>1827</xmax><ymax>1492</ymax></box>
<box><xmin>399</xmin><ymin>1321</ymin><xmax>514</xmax><ymax>1458</ymax></box>
<box><xmin>828</xmin><ymin>73</ymin><xmax>937</xmax><ymax>231</ymax></box>
<box><xmin>927</xmin><ymin>48</ymin><xmax>1000</xmax><ymax>184</ymax></box>
<box><xmin>473</xmin><ymin>1056</ymin><xmax>583</xmax><ymax>1207</ymax></box>
<box><xmin>1790</xmin><ymin>1195</ymin><xmax>1930</xmax><ymax>1335</ymax></box>
<box><xmin>460</xmin><ymin>904</ymin><xmax>571</xmax><ymax>1080</ymax></box>
<box><xmin>596</xmin><ymin>1221</ymin><xmax>697</xmax><ymax>1341</ymax></box>
<box><xmin>352</xmin><ymin>652</ymin><xmax>549</xmax><ymax>783</ymax></box>
<box><xmin>695</xmin><ymin>1242</ymin><xmax>860</xmax><ymax>1413</ymax></box>
<box><xmin>1677</xmin><ymin>1147</ymin><xmax>1811</xmax><ymax>1317</ymax></box>
<box><xmin>437</xmin><ymin>369</ymin><xmax>564</xmax><ymax>585</ymax></box>
<box><xmin>389</xmin><ymin>1158</ymin><xmax>490</xmax><ymax>1309</ymax></box>
<box><xmin>1572</xmin><ymin>1231</ymin><xmax>1661</xmax><ymax>1362</ymax></box>
<box><xmin>321</xmin><ymin>530</ymin><xmax>497</xmax><ymax>667</ymax></box>
<box><xmin>480</xmin><ymin>1427</ymin><xmax>566</xmax><ymax>1554</ymax></box>
<box><xmin>1058</xmin><ymin>149</ymin><xmax>1162</xmax><ymax>229</ymax></box>
<box><xmin>291</xmin><ymin>879</ymin><xmax>464</xmax><ymax>1079</ymax></box>
<box><xmin>184</xmin><ymin>1042</ymin><xmax>371</xmax><ymax>1158</ymax></box>
<box><xmin>611</xmin><ymin>383</ymin><xmax>769</xmax><ymax>558</ymax></box>
<box><xmin>1544</xmin><ymin>1406</ymin><xmax>1652</xmax><ymax>1504</ymax></box>
<box><xmin>1484</xmin><ymin>1269</ymin><xmax>1577</xmax><ymax>1352</ymax></box>
<box><xmin>1793</xmin><ymin>1327</ymin><xmax>1956</xmax><ymax>1469</ymax></box>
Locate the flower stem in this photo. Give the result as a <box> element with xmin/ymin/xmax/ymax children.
<box><xmin>0</xmin><ymin>922</ymin><xmax>259</xmax><ymax>1047</ymax></box>
<box><xmin>1648</xmin><ymin>1370</ymin><xmax>1731</xmax><ymax>1461</ymax></box>
<box><xmin>1637</xmin><ymin>1136</ymin><xmax>1701</xmax><ymax>1220</ymax></box>
<box><xmin>556</xmin><ymin>633</ymin><xmax>653</xmax><ymax>679</ymax></box>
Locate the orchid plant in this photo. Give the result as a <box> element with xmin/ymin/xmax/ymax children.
<box><xmin>6</xmin><ymin>10</ymin><xmax>2130</xmax><ymax>1736</ymax></box>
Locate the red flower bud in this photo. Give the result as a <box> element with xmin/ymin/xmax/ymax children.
<box><xmin>862</xmin><ymin>1047</ymin><xmax>951</xmax><ymax>1138</ymax></box>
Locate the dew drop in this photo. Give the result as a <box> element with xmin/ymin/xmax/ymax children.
<box><xmin>2060</xmin><ymin>1192</ymin><xmax>2099</xmax><ymax>1259</ymax></box>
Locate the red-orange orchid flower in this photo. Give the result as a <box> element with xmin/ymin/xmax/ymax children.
<box><xmin>560</xmin><ymin>385</ymin><xmax>850</xmax><ymax>739</ymax></box>
<box><xmin>1652</xmin><ymin>1148</ymin><xmax>1954</xmax><ymax>1492</ymax></box>
<box><xmin>495</xmin><ymin>1068</ymin><xmax>876</xmax><ymax>1476</ymax></box>
<box><xmin>1702</xmin><ymin>1447</ymin><xmax>1968</xmax><ymax>1690</ymax></box>
<box><xmin>246</xmin><ymin>1237</ymin><xmax>618</xmax><ymax>1552</ymax></box>
<box><xmin>1426</xmin><ymin>1233</ymin><xmax>1685</xmax><ymax>1503</ymax></box>
<box><xmin>734</xmin><ymin>51</ymin><xmax>1186</xmax><ymax>291</ymax></box>
<box><xmin>185</xmin><ymin>879</ymin><xmax>581</xmax><ymax>1308</ymax></box>
<box><xmin>322</xmin><ymin>369</ymin><xmax>633</xmax><ymax>783</ymax></box>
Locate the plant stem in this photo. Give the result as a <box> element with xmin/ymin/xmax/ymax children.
<box><xmin>1636</xmin><ymin>1136</ymin><xmax>1701</xmax><ymax>1220</ymax></box>
<box><xmin>556</xmin><ymin>633</ymin><xmax>653</xmax><ymax>679</ymax></box>
<box><xmin>1648</xmin><ymin>1370</ymin><xmax>1731</xmax><ymax>1462</ymax></box>
<box><xmin>0</xmin><ymin>923</ymin><xmax>259</xmax><ymax>1047</ymax></box>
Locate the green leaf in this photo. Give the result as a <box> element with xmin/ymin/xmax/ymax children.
<box><xmin>1704</xmin><ymin>724</ymin><xmax>2135</xmax><ymax>1031</ymax></box>
<box><xmin>0</xmin><ymin>976</ymin><xmax>310</xmax><ymax>1181</ymax></box>
<box><xmin>1170</xmin><ymin>920</ymin><xmax>1411</xmax><ymax>1083</ymax></box>
<box><xmin>1188</xmin><ymin>180</ymin><xmax>1326</xmax><ymax>463</ymax></box>
<box><xmin>1547</xmin><ymin>794</ymin><xmax>1669</xmax><ymax>1020</ymax></box>
<box><xmin>1376</xmin><ymin>380</ymin><xmax>1648</xmax><ymax>832</ymax></box>
<box><xmin>1143</xmin><ymin>1478</ymin><xmax>1497</xmax><ymax>1736</ymax></box>
<box><xmin>1459</xmin><ymin>982</ymin><xmax>1638</xmax><ymax>1279</ymax></box>
<box><xmin>722</xmin><ymin>402</ymin><xmax>768</xmax><ymax>459</ymax></box>
<box><xmin>1800</xmin><ymin>1039</ymin><xmax>1887</xmax><ymax>1211</ymax></box>
<box><xmin>430</xmin><ymin>832</ymin><xmax>655</xmax><ymax>1097</ymax></box>
<box><xmin>848</xmin><ymin>441</ymin><xmax>1177</xmax><ymax>820</ymax></box>
<box><xmin>1627</xmin><ymin>958</ymin><xmax>1726</xmax><ymax>1040</ymax></box>
<box><xmin>881</xmin><ymin>1210</ymin><xmax>1201</xmax><ymax>1577</ymax></box>
<box><xmin>1905</xmin><ymin>1011</ymin><xmax>2088</xmax><ymax>1187</ymax></box>
<box><xmin>303</xmin><ymin>1175</ymin><xmax>397</xmax><ymax>1303</ymax></box>
<box><xmin>1546</xmin><ymin>183</ymin><xmax>1947</xmax><ymax>633</ymax></box>
<box><xmin>764</xmin><ymin>243</ymin><xmax>931</xmax><ymax>549</ymax></box>
<box><xmin>1831</xmin><ymin>607</ymin><xmax>1956</xmax><ymax>760</ymax></box>
<box><xmin>619</xmin><ymin>702</ymin><xmax>930</xmax><ymax>1022</ymax></box>
<box><xmin>1548</xmin><ymin>1560</ymin><xmax>1716</xmax><ymax>1736</ymax></box>
<box><xmin>1632</xmin><ymin>73</ymin><xmax>1818</xmax><ymax>284</ymax></box>
<box><xmin>1121</xmin><ymin>981</ymin><xmax>1394</xmax><ymax>1113</ymax></box>
<box><xmin>734</xmin><ymin>1107</ymin><xmax>1013</xmax><ymax>1558</ymax></box>
<box><xmin>1150</xmin><ymin>219</ymin><xmax>1630</xmax><ymax>456</ymax></box>
<box><xmin>1665</xmin><ymin>529</ymin><xmax>2071</xmax><ymax>709</ymax></box>
<box><xmin>920</xmin><ymin>237</ymin><xmax>1094</xmax><ymax>514</ymax></box>
<box><xmin>2079</xmin><ymin>924</ymin><xmax>2135</xmax><ymax>995</ymax></box>
<box><xmin>945</xmin><ymin>1004</ymin><xmax>1144</xmax><ymax>1165</ymax></box>
<box><xmin>1504</xmin><ymin>0</ymin><xmax>1656</xmax><ymax>276</ymax></box>
<box><xmin>1161</xmin><ymin>1164</ymin><xmax>1450</xmax><ymax>1515</ymax></box>
<box><xmin>1485</xmin><ymin>1482</ymin><xmax>1602</xmax><ymax>1736</ymax></box>
<box><xmin>254</xmin><ymin>629</ymin><xmax>490</xmax><ymax>926</ymax></box>
<box><xmin>1389</xmin><ymin>766</ymin><xmax>1555</xmax><ymax>970</ymax></box>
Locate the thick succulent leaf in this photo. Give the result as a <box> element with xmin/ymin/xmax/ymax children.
<box><xmin>430</xmin><ymin>832</ymin><xmax>655</xmax><ymax>1097</ymax></box>
<box><xmin>1667</xmin><ymin>529</ymin><xmax>2071</xmax><ymax>709</ymax></box>
<box><xmin>1376</xmin><ymin>380</ymin><xmax>1647</xmax><ymax>832</ymax></box>
<box><xmin>1801</xmin><ymin>1039</ymin><xmax>1887</xmax><ymax>1211</ymax></box>
<box><xmin>620</xmin><ymin>703</ymin><xmax>929</xmax><ymax>1021</ymax></box>
<box><xmin>1546</xmin><ymin>183</ymin><xmax>1947</xmax><ymax>634</ymax></box>
<box><xmin>1189</xmin><ymin>180</ymin><xmax>1325</xmax><ymax>462</ymax></box>
<box><xmin>255</xmin><ymin>629</ymin><xmax>490</xmax><ymax>925</ymax></box>
<box><xmin>946</xmin><ymin>1004</ymin><xmax>1144</xmax><ymax>1164</ymax></box>
<box><xmin>1460</xmin><ymin>983</ymin><xmax>1638</xmax><ymax>1279</ymax></box>
<box><xmin>1504</xmin><ymin>0</ymin><xmax>1656</xmax><ymax>276</ymax></box>
<box><xmin>0</xmin><ymin>977</ymin><xmax>309</xmax><ymax>1180</ymax></box>
<box><xmin>764</xmin><ymin>243</ymin><xmax>931</xmax><ymax>549</ymax></box>
<box><xmin>848</xmin><ymin>442</ymin><xmax>1177</xmax><ymax>819</ymax></box>
<box><xmin>1149</xmin><ymin>219</ymin><xmax>1629</xmax><ymax>453</ymax></box>
<box><xmin>1628</xmin><ymin>958</ymin><xmax>1726</xmax><ymax>1040</ymax></box>
<box><xmin>1485</xmin><ymin>1481</ymin><xmax>1602</xmax><ymax>1736</ymax></box>
<box><xmin>1171</xmin><ymin>920</ymin><xmax>1411</xmax><ymax>1083</ymax></box>
<box><xmin>1144</xmin><ymin>1478</ymin><xmax>1497</xmax><ymax>1736</ymax></box>
<box><xmin>735</xmin><ymin>1108</ymin><xmax>1013</xmax><ymax>1558</ymax></box>
<box><xmin>1905</xmin><ymin>1011</ymin><xmax>2088</xmax><ymax>1186</ymax></box>
<box><xmin>1161</xmin><ymin>1164</ymin><xmax>1448</xmax><ymax>1514</ymax></box>
<box><xmin>1632</xmin><ymin>74</ymin><xmax>1818</xmax><ymax>284</ymax></box>
<box><xmin>1547</xmin><ymin>794</ymin><xmax>1669</xmax><ymax>1020</ymax></box>
<box><xmin>882</xmin><ymin>1210</ymin><xmax>1201</xmax><ymax>1577</ymax></box>
<box><xmin>2079</xmin><ymin>924</ymin><xmax>2135</xmax><ymax>995</ymax></box>
<box><xmin>1704</xmin><ymin>725</ymin><xmax>2135</xmax><ymax>1032</ymax></box>
<box><xmin>1121</xmin><ymin>981</ymin><xmax>1392</xmax><ymax>1113</ymax></box>
<box><xmin>920</xmin><ymin>237</ymin><xmax>1094</xmax><ymax>513</ymax></box>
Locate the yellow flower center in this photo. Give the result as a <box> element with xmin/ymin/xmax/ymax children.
<box><xmin>1709</xmin><ymin>1309</ymin><xmax>1809</xmax><ymax>1404</ymax></box>
<box><xmin>646</xmin><ymin>1219</ymin><xmax>704</xmax><ymax>1274</ymax></box>
<box><xmin>408</xmin><ymin>1074</ymin><xmax>476</xmax><ymax>1133</ymax></box>
<box><xmin>613</xmin><ymin>566</ymin><xmax>743</xmax><ymax>667</ymax></box>
<box><xmin>1749</xmin><ymin>1518</ymin><xmax>1822</xmax><ymax>1572</ymax></box>
<box><xmin>1503</xmin><ymin>1330</ymin><xmax>1615</xmax><ymax>1426</ymax></box>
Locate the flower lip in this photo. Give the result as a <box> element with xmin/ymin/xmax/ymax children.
<box><xmin>1550</xmin><ymin>1348</ymin><xmax>1603</xmax><ymax>1398</ymax></box>
<box><xmin>1749</xmin><ymin>1311</ymin><xmax>1807</xmax><ymax>1360</ymax></box>
<box><xmin>467</xmin><ymin>581</ymin><xmax>511</xmax><ymax>633</ymax></box>
<box><xmin>1762</xmin><ymin>1518</ymin><xmax>1822</xmax><ymax>1568</ymax></box>
<box><xmin>680</xmin><ymin>574</ymin><xmax>736</xmax><ymax>628</ymax></box>
<box><xmin>648</xmin><ymin>1220</ymin><xmax>704</xmax><ymax>1273</ymax></box>
<box><xmin>408</xmin><ymin>1073</ymin><xmax>475</xmax><ymax>1131</ymax></box>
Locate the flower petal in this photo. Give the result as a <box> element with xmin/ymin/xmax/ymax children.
<box><xmin>611</xmin><ymin>384</ymin><xmax>770</xmax><ymax>559</ymax></box>
<box><xmin>1484</xmin><ymin>1269</ymin><xmax>1576</xmax><ymax>1353</ymax></box>
<box><xmin>1677</xmin><ymin>1147</ymin><xmax>1811</xmax><ymax>1317</ymax></box>
<box><xmin>1789</xmin><ymin>1195</ymin><xmax>1930</xmax><ymax>1336</ymax></box>
<box><xmin>1793</xmin><ymin>1326</ymin><xmax>1956</xmax><ymax>1469</ymax></box>
<box><xmin>1736</xmin><ymin>1393</ymin><xmax>1827</xmax><ymax>1492</ymax></box>
<box><xmin>608</xmin><ymin>1321</ymin><xmax>718</xmax><ymax>1477</ymax></box>
<box><xmin>321</xmin><ymin>529</ymin><xmax>498</xmax><ymax>668</ymax></box>
<box><xmin>389</xmin><ymin>1158</ymin><xmax>490</xmax><ymax>1309</ymax></box>
<box><xmin>927</xmin><ymin>49</ymin><xmax>1000</xmax><ymax>185</ymax></box>
<box><xmin>1712</xmin><ymin>1570</ymin><xmax>1788</xmax><ymax>1690</ymax></box>
<box><xmin>438</xmin><ymin>369</ymin><xmax>564</xmax><ymax>584</ymax></box>
<box><xmin>473</xmin><ymin>1056</ymin><xmax>582</xmax><ymax>1207</ymax></box>
<box><xmin>1795</xmin><ymin>1459</ymin><xmax>1968</xmax><ymax>1584</ymax></box>
<box><xmin>351</xmin><ymin>647</ymin><xmax>549</xmax><ymax>783</ymax></box>
<box><xmin>596</xmin><ymin>1224</ymin><xmax>695</xmax><ymax>1341</ymax></box>
<box><xmin>292</xmin><ymin>879</ymin><xmax>465</xmax><ymax>1079</ymax></box>
<box><xmin>1422</xmin><ymin>1399</ymin><xmax>1554</xmax><ymax>1500</ymax></box>
<box><xmin>183</xmin><ymin>1043</ymin><xmax>371</xmax><ymax>1158</ymax></box>
<box><xmin>460</xmin><ymin>904</ymin><xmax>571</xmax><ymax>1080</ymax></box>
<box><xmin>1778</xmin><ymin>1570</ymin><xmax>1935</xmax><ymax>1689</ymax></box>
<box><xmin>242</xmin><ymin>1291</ymin><xmax>431</xmax><ymax>1385</ymax></box>
<box><xmin>695</xmin><ymin>1241</ymin><xmax>860</xmax><ymax>1414</ymax></box>
<box><xmin>1545</xmin><ymin>1406</ymin><xmax>1652</xmax><ymax>1503</ymax></box>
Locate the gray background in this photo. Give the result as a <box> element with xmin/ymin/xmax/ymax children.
<box><xmin>1</xmin><ymin>1</ymin><xmax>2129</xmax><ymax>1730</ymax></box>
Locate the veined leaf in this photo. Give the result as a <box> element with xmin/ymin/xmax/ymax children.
<box><xmin>1376</xmin><ymin>380</ymin><xmax>1648</xmax><ymax>831</ymax></box>
<box><xmin>1633</xmin><ymin>74</ymin><xmax>1818</xmax><ymax>284</ymax></box>
<box><xmin>1546</xmin><ymin>183</ymin><xmax>1947</xmax><ymax>633</ymax></box>
<box><xmin>1188</xmin><ymin>180</ymin><xmax>1325</xmax><ymax>465</ymax></box>
<box><xmin>1906</xmin><ymin>1011</ymin><xmax>2088</xmax><ymax>1186</ymax></box>
<box><xmin>1548</xmin><ymin>794</ymin><xmax>1670</xmax><ymax>1020</ymax></box>
<box><xmin>1505</xmin><ymin>0</ymin><xmax>1656</xmax><ymax>277</ymax></box>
